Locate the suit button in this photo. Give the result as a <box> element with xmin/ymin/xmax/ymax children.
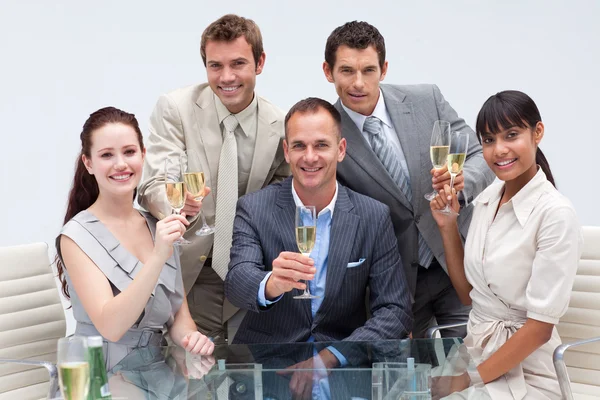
<box><xmin>415</xmin><ymin>215</ymin><xmax>421</xmax><ymax>224</ymax></box>
<box><xmin>411</xmin><ymin>262</ymin><xmax>419</xmax><ymax>268</ymax></box>
<box><xmin>199</xmin><ymin>255</ymin><xmax>207</xmax><ymax>262</ymax></box>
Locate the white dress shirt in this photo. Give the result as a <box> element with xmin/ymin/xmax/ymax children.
<box><xmin>341</xmin><ymin>90</ymin><xmax>411</xmax><ymax>186</ymax></box>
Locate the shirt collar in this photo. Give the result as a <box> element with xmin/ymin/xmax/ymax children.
<box><xmin>340</xmin><ymin>89</ymin><xmax>393</xmax><ymax>132</ymax></box>
<box><xmin>477</xmin><ymin>167</ymin><xmax>549</xmax><ymax>227</ymax></box>
<box><xmin>214</xmin><ymin>92</ymin><xmax>258</xmax><ymax>138</ymax></box>
<box><xmin>291</xmin><ymin>179</ymin><xmax>338</xmax><ymax>217</ymax></box>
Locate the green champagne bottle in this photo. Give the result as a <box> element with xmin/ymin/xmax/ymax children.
<box><xmin>87</xmin><ymin>336</ymin><xmax>112</xmax><ymax>400</ymax></box>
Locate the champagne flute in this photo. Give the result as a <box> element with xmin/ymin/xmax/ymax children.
<box><xmin>57</xmin><ymin>337</ymin><xmax>90</xmax><ymax>400</ymax></box>
<box><xmin>293</xmin><ymin>205</ymin><xmax>318</xmax><ymax>300</ymax></box>
<box><xmin>437</xmin><ymin>131</ymin><xmax>469</xmax><ymax>215</ymax></box>
<box><xmin>182</xmin><ymin>149</ymin><xmax>216</xmax><ymax>236</ymax></box>
<box><xmin>424</xmin><ymin>120</ymin><xmax>451</xmax><ymax>201</ymax></box>
<box><xmin>164</xmin><ymin>156</ymin><xmax>191</xmax><ymax>245</ymax></box>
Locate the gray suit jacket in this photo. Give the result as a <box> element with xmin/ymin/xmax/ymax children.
<box><xmin>335</xmin><ymin>84</ymin><xmax>495</xmax><ymax>295</ymax></box>
<box><xmin>224</xmin><ymin>177</ymin><xmax>413</xmax><ymax>344</ymax></box>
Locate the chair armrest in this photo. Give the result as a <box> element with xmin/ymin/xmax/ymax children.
<box><xmin>425</xmin><ymin>322</ymin><xmax>468</xmax><ymax>339</ymax></box>
<box><xmin>553</xmin><ymin>336</ymin><xmax>600</xmax><ymax>400</ymax></box>
<box><xmin>0</xmin><ymin>358</ymin><xmax>58</xmax><ymax>399</ymax></box>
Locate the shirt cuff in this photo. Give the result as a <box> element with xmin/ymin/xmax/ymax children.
<box><xmin>326</xmin><ymin>346</ymin><xmax>348</xmax><ymax>367</ymax></box>
<box><xmin>257</xmin><ymin>272</ymin><xmax>283</xmax><ymax>307</ymax></box>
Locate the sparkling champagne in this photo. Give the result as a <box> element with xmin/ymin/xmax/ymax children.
<box><xmin>165</xmin><ymin>182</ymin><xmax>185</xmax><ymax>210</ymax></box>
<box><xmin>430</xmin><ymin>145</ymin><xmax>450</xmax><ymax>169</ymax></box>
<box><xmin>296</xmin><ymin>226</ymin><xmax>316</xmax><ymax>255</ymax></box>
<box><xmin>447</xmin><ymin>153</ymin><xmax>466</xmax><ymax>174</ymax></box>
<box><xmin>59</xmin><ymin>362</ymin><xmax>90</xmax><ymax>400</ymax></box>
<box><xmin>183</xmin><ymin>172</ymin><xmax>205</xmax><ymax>200</ymax></box>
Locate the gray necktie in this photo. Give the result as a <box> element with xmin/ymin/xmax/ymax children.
<box><xmin>212</xmin><ymin>115</ymin><xmax>240</xmax><ymax>281</ymax></box>
<box><xmin>364</xmin><ymin>116</ymin><xmax>434</xmax><ymax>268</ymax></box>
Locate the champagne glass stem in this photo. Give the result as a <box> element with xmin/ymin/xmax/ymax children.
<box><xmin>424</xmin><ymin>167</ymin><xmax>441</xmax><ymax>201</ymax></box>
<box><xmin>442</xmin><ymin>173</ymin><xmax>456</xmax><ymax>213</ymax></box>
<box><xmin>200</xmin><ymin>211</ymin><xmax>209</xmax><ymax>227</ymax></box>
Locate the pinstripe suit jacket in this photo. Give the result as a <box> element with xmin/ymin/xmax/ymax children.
<box><xmin>224</xmin><ymin>177</ymin><xmax>413</xmax><ymax>345</ymax></box>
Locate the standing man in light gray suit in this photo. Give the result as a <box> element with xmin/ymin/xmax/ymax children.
<box><xmin>323</xmin><ymin>21</ymin><xmax>495</xmax><ymax>338</ymax></box>
<box><xmin>138</xmin><ymin>15</ymin><xmax>289</xmax><ymax>344</ymax></box>
<box><xmin>225</xmin><ymin>98</ymin><xmax>412</xmax><ymax>353</ymax></box>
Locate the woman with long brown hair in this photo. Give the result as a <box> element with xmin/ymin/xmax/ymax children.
<box><xmin>56</xmin><ymin>107</ymin><xmax>213</xmax><ymax>369</ymax></box>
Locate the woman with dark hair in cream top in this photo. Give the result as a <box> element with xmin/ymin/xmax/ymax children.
<box><xmin>431</xmin><ymin>91</ymin><xmax>582</xmax><ymax>399</ymax></box>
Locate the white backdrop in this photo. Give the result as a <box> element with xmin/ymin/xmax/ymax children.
<box><xmin>1</xmin><ymin>1</ymin><xmax>598</xmax><ymax>246</ymax></box>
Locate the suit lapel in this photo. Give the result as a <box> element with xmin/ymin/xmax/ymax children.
<box><xmin>193</xmin><ymin>90</ymin><xmax>222</xmax><ymax>189</ymax></box>
<box><xmin>274</xmin><ymin>178</ymin><xmax>312</xmax><ymax>322</ymax></box>
<box><xmin>337</xmin><ymin>100</ymin><xmax>413</xmax><ymax>211</ymax></box>
<box><xmin>245</xmin><ymin>98</ymin><xmax>281</xmax><ymax>194</ymax></box>
<box><xmin>382</xmin><ymin>85</ymin><xmax>424</xmax><ymax>203</ymax></box>
<box><xmin>313</xmin><ymin>186</ymin><xmax>358</xmax><ymax>324</ymax></box>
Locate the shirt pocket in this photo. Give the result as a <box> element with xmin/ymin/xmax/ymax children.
<box><xmin>347</xmin><ymin>258</ymin><xmax>366</xmax><ymax>269</ymax></box>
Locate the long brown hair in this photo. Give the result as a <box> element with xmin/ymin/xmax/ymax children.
<box><xmin>56</xmin><ymin>107</ymin><xmax>144</xmax><ymax>298</ymax></box>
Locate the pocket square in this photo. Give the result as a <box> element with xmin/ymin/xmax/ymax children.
<box><xmin>347</xmin><ymin>258</ymin><xmax>366</xmax><ymax>268</ymax></box>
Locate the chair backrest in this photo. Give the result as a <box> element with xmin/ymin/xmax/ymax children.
<box><xmin>557</xmin><ymin>226</ymin><xmax>600</xmax><ymax>393</ymax></box>
<box><xmin>0</xmin><ymin>243</ymin><xmax>66</xmax><ymax>400</ymax></box>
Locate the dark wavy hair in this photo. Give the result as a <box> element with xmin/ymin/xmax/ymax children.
<box><xmin>324</xmin><ymin>21</ymin><xmax>386</xmax><ymax>70</ymax></box>
<box><xmin>55</xmin><ymin>107</ymin><xmax>144</xmax><ymax>298</ymax></box>
<box><xmin>475</xmin><ymin>90</ymin><xmax>555</xmax><ymax>187</ymax></box>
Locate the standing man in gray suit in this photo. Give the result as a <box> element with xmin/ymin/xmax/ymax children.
<box><xmin>323</xmin><ymin>21</ymin><xmax>495</xmax><ymax>338</ymax></box>
<box><xmin>138</xmin><ymin>14</ymin><xmax>289</xmax><ymax>343</ymax></box>
<box><xmin>225</xmin><ymin>98</ymin><xmax>412</xmax><ymax>350</ymax></box>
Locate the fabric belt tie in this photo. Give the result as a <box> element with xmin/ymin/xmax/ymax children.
<box><xmin>75</xmin><ymin>322</ymin><xmax>164</xmax><ymax>347</ymax></box>
<box><xmin>468</xmin><ymin>307</ymin><xmax>528</xmax><ymax>400</ymax></box>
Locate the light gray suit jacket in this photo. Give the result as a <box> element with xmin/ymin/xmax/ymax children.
<box><xmin>138</xmin><ymin>83</ymin><xmax>289</xmax><ymax>321</ymax></box>
<box><xmin>335</xmin><ymin>84</ymin><xmax>495</xmax><ymax>295</ymax></box>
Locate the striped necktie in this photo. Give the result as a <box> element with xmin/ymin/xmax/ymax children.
<box><xmin>363</xmin><ymin>116</ymin><xmax>434</xmax><ymax>268</ymax></box>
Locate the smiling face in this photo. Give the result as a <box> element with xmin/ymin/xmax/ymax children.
<box><xmin>284</xmin><ymin>108</ymin><xmax>346</xmax><ymax>201</ymax></box>
<box><xmin>481</xmin><ymin>121</ymin><xmax>544</xmax><ymax>187</ymax></box>
<box><xmin>82</xmin><ymin>122</ymin><xmax>145</xmax><ymax>199</ymax></box>
<box><xmin>205</xmin><ymin>36</ymin><xmax>265</xmax><ymax>114</ymax></box>
<box><xmin>323</xmin><ymin>45</ymin><xmax>388</xmax><ymax>116</ymax></box>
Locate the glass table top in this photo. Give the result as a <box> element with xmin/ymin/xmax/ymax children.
<box><xmin>105</xmin><ymin>338</ymin><xmax>472</xmax><ymax>399</ymax></box>
<box><xmin>2</xmin><ymin>338</ymin><xmax>475</xmax><ymax>399</ymax></box>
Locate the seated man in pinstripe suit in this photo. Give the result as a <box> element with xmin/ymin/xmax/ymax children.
<box><xmin>225</xmin><ymin>98</ymin><xmax>413</xmax><ymax>360</ymax></box>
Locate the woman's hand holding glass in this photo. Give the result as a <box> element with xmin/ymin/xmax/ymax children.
<box><xmin>153</xmin><ymin>214</ymin><xmax>189</xmax><ymax>260</ymax></box>
<box><xmin>163</xmin><ymin>156</ymin><xmax>191</xmax><ymax>245</ymax></box>
<box><xmin>430</xmin><ymin>184</ymin><xmax>460</xmax><ymax>229</ymax></box>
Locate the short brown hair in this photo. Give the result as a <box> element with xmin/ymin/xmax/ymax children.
<box><xmin>324</xmin><ymin>21</ymin><xmax>386</xmax><ymax>70</ymax></box>
<box><xmin>284</xmin><ymin>97</ymin><xmax>342</xmax><ymax>140</ymax></box>
<box><xmin>200</xmin><ymin>14</ymin><xmax>264</xmax><ymax>67</ymax></box>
